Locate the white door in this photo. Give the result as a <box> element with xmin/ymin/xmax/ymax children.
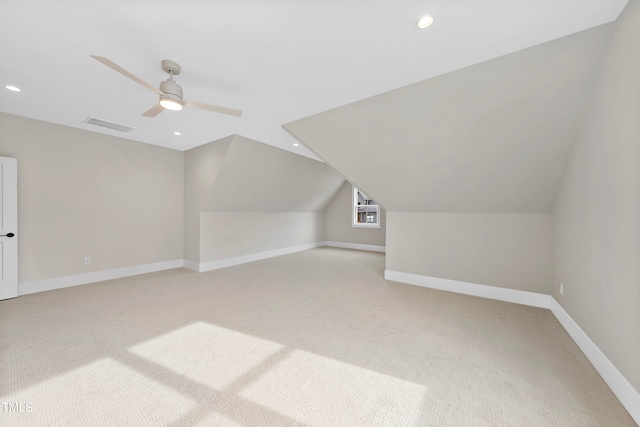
<box><xmin>0</xmin><ymin>157</ymin><xmax>18</xmax><ymax>300</ymax></box>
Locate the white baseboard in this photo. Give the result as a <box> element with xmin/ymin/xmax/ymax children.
<box><xmin>550</xmin><ymin>298</ymin><xmax>640</xmax><ymax>424</ymax></box>
<box><xmin>384</xmin><ymin>269</ymin><xmax>639</xmax><ymax>424</ymax></box>
<box><xmin>17</xmin><ymin>241</ymin><xmax>378</xmax><ymax>293</ymax></box>
<box><xmin>14</xmin><ymin>250</ymin><xmax>640</xmax><ymax>423</ymax></box>
<box><xmin>323</xmin><ymin>241</ymin><xmax>386</xmax><ymax>253</ymax></box>
<box><xmin>196</xmin><ymin>242</ymin><xmax>324</xmax><ymax>273</ymax></box>
<box><xmin>183</xmin><ymin>259</ymin><xmax>200</xmax><ymax>272</ymax></box>
<box><xmin>18</xmin><ymin>259</ymin><xmax>185</xmax><ymax>296</ymax></box>
<box><xmin>185</xmin><ymin>241</ymin><xmax>383</xmax><ymax>273</ymax></box>
<box><xmin>384</xmin><ymin>270</ymin><xmax>551</xmax><ymax>308</ymax></box>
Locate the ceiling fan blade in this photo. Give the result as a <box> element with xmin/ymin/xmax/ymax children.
<box><xmin>141</xmin><ymin>104</ymin><xmax>164</xmax><ymax>117</ymax></box>
<box><xmin>184</xmin><ymin>99</ymin><xmax>243</xmax><ymax>117</ymax></box>
<box><xmin>90</xmin><ymin>55</ymin><xmax>162</xmax><ymax>95</ymax></box>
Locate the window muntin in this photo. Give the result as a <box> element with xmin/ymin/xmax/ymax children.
<box><xmin>352</xmin><ymin>186</ymin><xmax>380</xmax><ymax>228</ymax></box>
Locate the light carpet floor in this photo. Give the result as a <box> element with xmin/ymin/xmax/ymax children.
<box><xmin>0</xmin><ymin>247</ymin><xmax>636</xmax><ymax>426</ymax></box>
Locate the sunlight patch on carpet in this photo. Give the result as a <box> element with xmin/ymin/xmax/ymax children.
<box><xmin>240</xmin><ymin>349</ymin><xmax>427</xmax><ymax>426</ymax></box>
<box><xmin>0</xmin><ymin>358</ymin><xmax>194</xmax><ymax>425</ymax></box>
<box><xmin>128</xmin><ymin>321</ymin><xmax>284</xmax><ymax>390</ymax></box>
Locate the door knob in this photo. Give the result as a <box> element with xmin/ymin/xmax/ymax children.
<box><xmin>1</xmin><ymin>233</ymin><xmax>15</xmax><ymax>238</ymax></box>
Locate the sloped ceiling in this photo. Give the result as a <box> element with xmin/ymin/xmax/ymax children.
<box><xmin>204</xmin><ymin>135</ymin><xmax>344</xmax><ymax>212</ymax></box>
<box><xmin>0</xmin><ymin>1</ymin><xmax>628</xmax><ymax>159</ymax></box>
<box><xmin>284</xmin><ymin>24</ymin><xmax>614</xmax><ymax>213</ymax></box>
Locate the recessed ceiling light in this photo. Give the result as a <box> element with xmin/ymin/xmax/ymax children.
<box><xmin>173</xmin><ymin>131</ymin><xmax>181</xmax><ymax>136</ymax></box>
<box><xmin>293</xmin><ymin>143</ymin><xmax>300</xmax><ymax>147</ymax></box>
<box><xmin>416</xmin><ymin>15</ymin><xmax>434</xmax><ymax>29</ymax></box>
<box><xmin>5</xmin><ymin>85</ymin><xmax>21</xmax><ymax>92</ymax></box>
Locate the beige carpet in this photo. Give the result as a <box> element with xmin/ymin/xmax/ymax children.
<box><xmin>0</xmin><ymin>247</ymin><xmax>635</xmax><ymax>426</ymax></box>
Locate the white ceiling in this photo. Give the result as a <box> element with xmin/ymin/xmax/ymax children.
<box><xmin>0</xmin><ymin>0</ymin><xmax>628</xmax><ymax>160</ymax></box>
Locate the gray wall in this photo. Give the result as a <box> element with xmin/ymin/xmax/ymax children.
<box><xmin>0</xmin><ymin>114</ymin><xmax>344</xmax><ymax>279</ymax></box>
<box><xmin>204</xmin><ymin>135</ymin><xmax>343</xmax><ymax>212</ymax></box>
<box><xmin>200</xmin><ymin>212</ymin><xmax>324</xmax><ymax>261</ymax></box>
<box><xmin>183</xmin><ymin>136</ymin><xmax>233</xmax><ymax>263</ymax></box>
<box><xmin>553</xmin><ymin>0</ymin><xmax>640</xmax><ymax>393</ymax></box>
<box><xmin>0</xmin><ymin>113</ymin><xmax>184</xmax><ymax>282</ymax></box>
<box><xmin>284</xmin><ymin>24</ymin><xmax>613</xmax><ymax>213</ymax></box>
<box><xmin>184</xmin><ymin>135</ymin><xmax>343</xmax><ymax>265</ymax></box>
<box><xmin>386</xmin><ymin>213</ymin><xmax>553</xmax><ymax>293</ymax></box>
<box><xmin>324</xmin><ymin>180</ymin><xmax>386</xmax><ymax>247</ymax></box>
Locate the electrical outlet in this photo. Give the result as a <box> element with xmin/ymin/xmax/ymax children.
<box><xmin>230</xmin><ymin>246</ymin><xmax>235</xmax><ymax>253</ymax></box>
<box><xmin>84</xmin><ymin>257</ymin><xmax>91</xmax><ymax>265</ymax></box>
<box><xmin>560</xmin><ymin>283</ymin><xmax>564</xmax><ymax>296</ymax></box>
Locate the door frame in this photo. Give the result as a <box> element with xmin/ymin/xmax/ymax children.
<box><xmin>0</xmin><ymin>156</ymin><xmax>18</xmax><ymax>300</ymax></box>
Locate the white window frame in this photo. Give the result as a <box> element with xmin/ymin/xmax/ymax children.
<box><xmin>352</xmin><ymin>186</ymin><xmax>380</xmax><ymax>228</ymax></box>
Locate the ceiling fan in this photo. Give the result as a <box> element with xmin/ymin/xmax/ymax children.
<box><xmin>90</xmin><ymin>55</ymin><xmax>242</xmax><ymax>118</ymax></box>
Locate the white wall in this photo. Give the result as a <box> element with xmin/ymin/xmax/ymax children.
<box><xmin>386</xmin><ymin>212</ymin><xmax>553</xmax><ymax>293</ymax></box>
<box><xmin>0</xmin><ymin>113</ymin><xmax>184</xmax><ymax>283</ymax></box>
<box><xmin>553</xmin><ymin>0</ymin><xmax>640</xmax><ymax>393</ymax></box>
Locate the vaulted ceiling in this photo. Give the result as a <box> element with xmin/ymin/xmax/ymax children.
<box><xmin>284</xmin><ymin>24</ymin><xmax>615</xmax><ymax>212</ymax></box>
<box><xmin>0</xmin><ymin>0</ymin><xmax>628</xmax><ymax>162</ymax></box>
<box><xmin>203</xmin><ymin>135</ymin><xmax>344</xmax><ymax>212</ymax></box>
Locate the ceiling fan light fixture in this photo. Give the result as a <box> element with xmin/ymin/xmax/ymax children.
<box><xmin>159</xmin><ymin>79</ymin><xmax>184</xmax><ymax>111</ymax></box>
<box><xmin>90</xmin><ymin>55</ymin><xmax>242</xmax><ymax>118</ymax></box>
<box><xmin>160</xmin><ymin>96</ymin><xmax>183</xmax><ymax>111</ymax></box>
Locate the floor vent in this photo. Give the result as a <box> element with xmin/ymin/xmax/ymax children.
<box><xmin>84</xmin><ymin>116</ymin><xmax>134</xmax><ymax>133</ymax></box>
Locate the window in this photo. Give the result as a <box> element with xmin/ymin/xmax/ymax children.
<box><xmin>352</xmin><ymin>186</ymin><xmax>380</xmax><ymax>228</ymax></box>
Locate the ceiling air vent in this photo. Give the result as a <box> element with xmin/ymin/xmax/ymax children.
<box><xmin>83</xmin><ymin>116</ymin><xmax>134</xmax><ymax>133</ymax></box>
